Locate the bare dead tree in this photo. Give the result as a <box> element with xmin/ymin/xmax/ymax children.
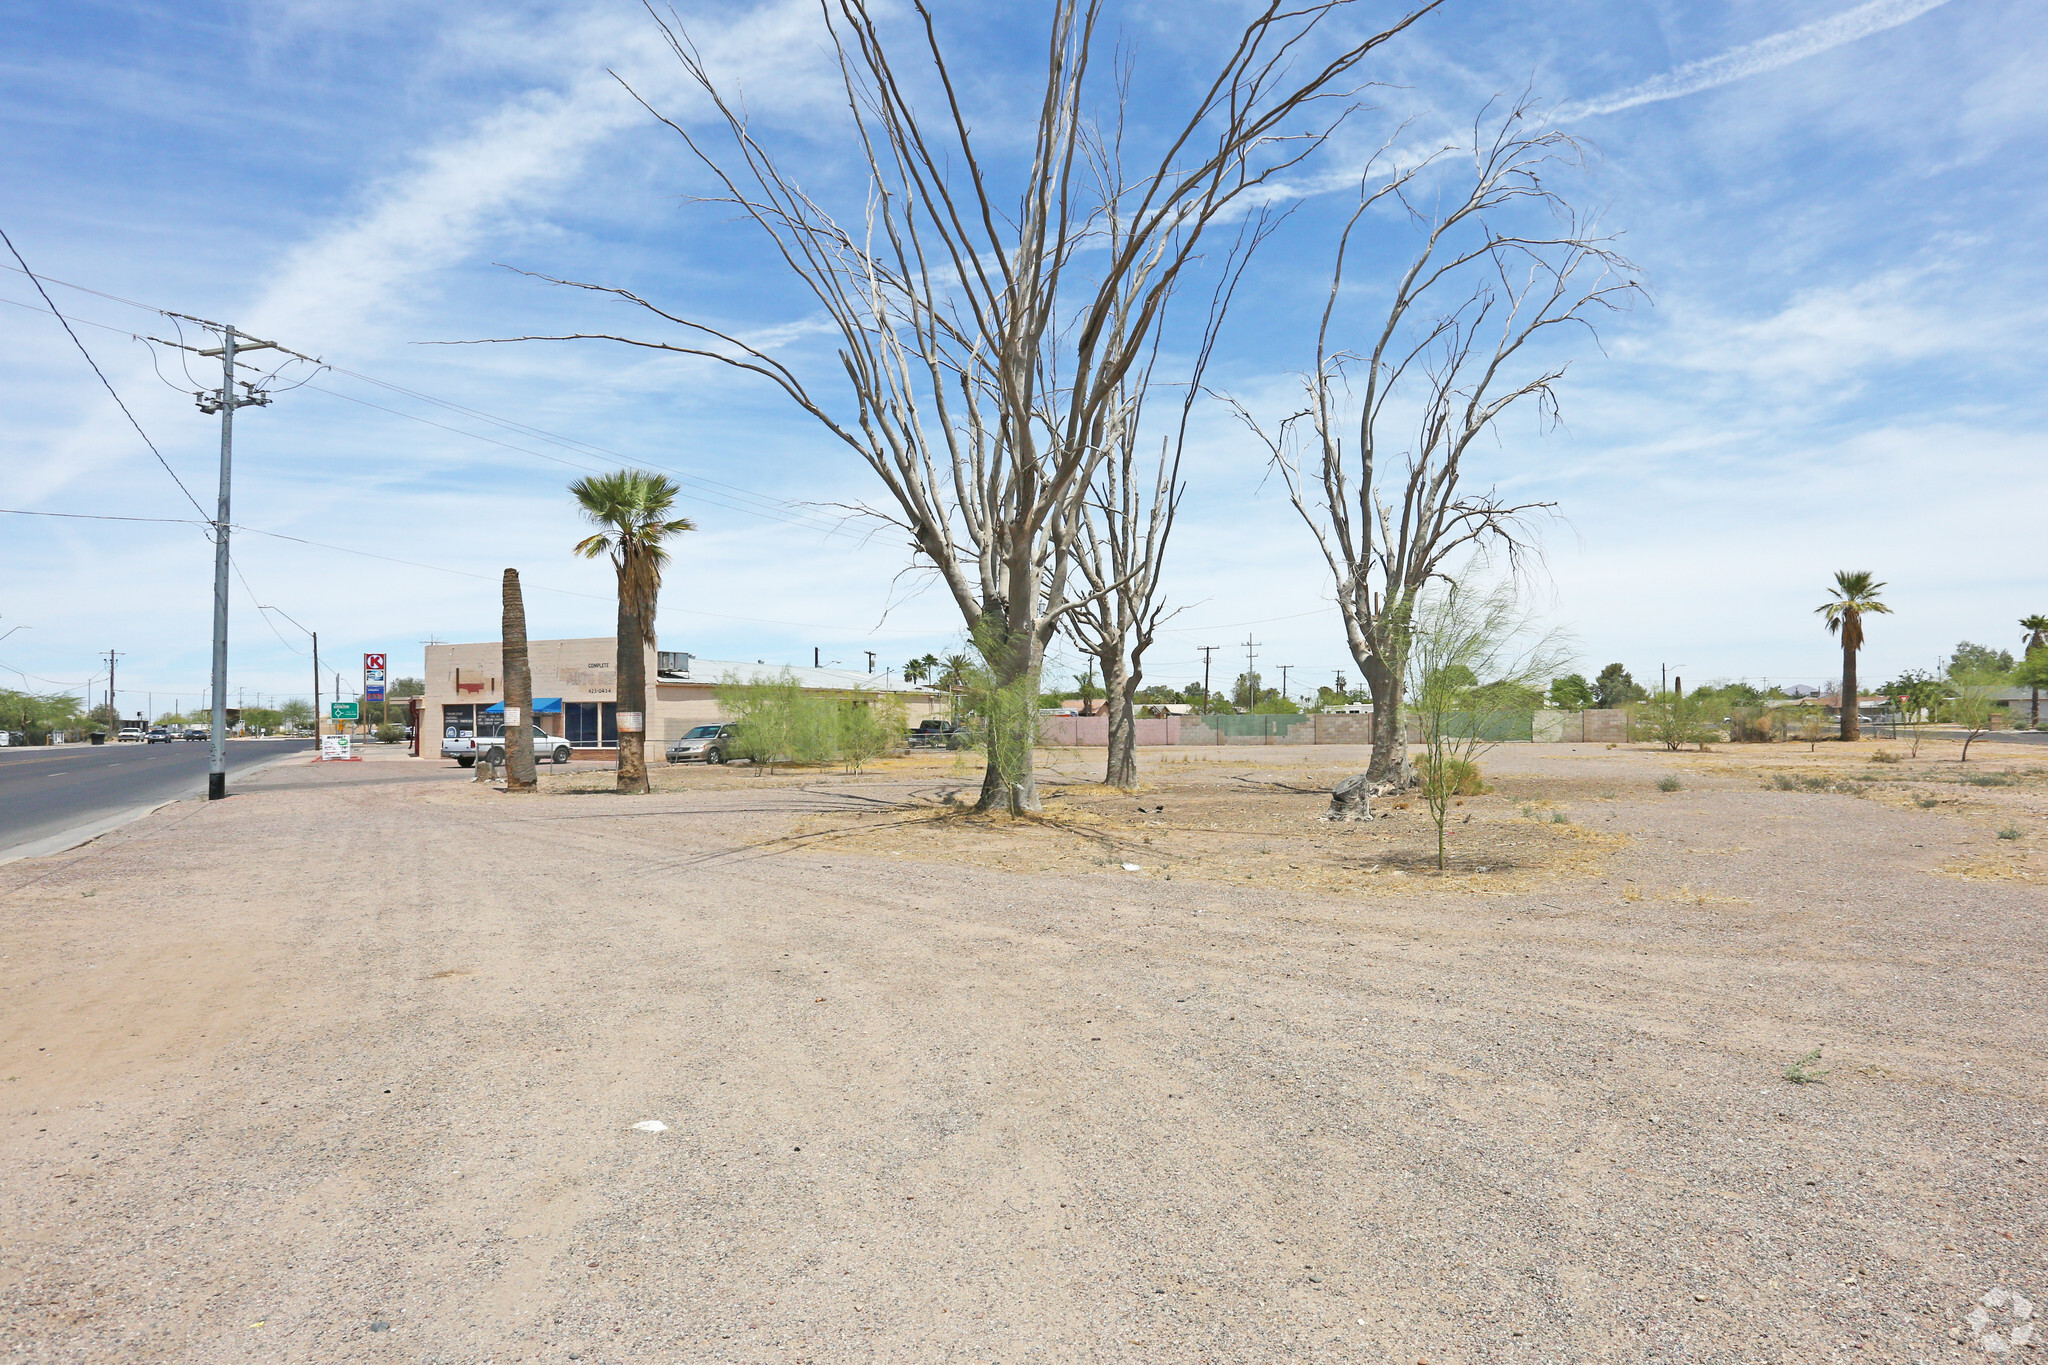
<box><xmin>463</xmin><ymin>0</ymin><xmax>1439</xmax><ymax>813</ymax></box>
<box><xmin>1061</xmin><ymin>218</ymin><xmax>1257</xmax><ymax>789</ymax></box>
<box><xmin>1227</xmin><ymin>102</ymin><xmax>1639</xmax><ymax>783</ymax></box>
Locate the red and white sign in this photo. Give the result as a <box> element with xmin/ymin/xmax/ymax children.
<box><xmin>364</xmin><ymin>653</ymin><xmax>386</xmax><ymax>670</ymax></box>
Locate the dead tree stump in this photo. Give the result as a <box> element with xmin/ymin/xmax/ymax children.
<box><xmin>1324</xmin><ymin>773</ymin><xmax>1374</xmax><ymax>822</ymax></box>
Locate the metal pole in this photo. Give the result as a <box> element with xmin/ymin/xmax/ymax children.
<box><xmin>106</xmin><ymin>649</ymin><xmax>118</xmax><ymax>735</ymax></box>
<box><xmin>207</xmin><ymin>327</ymin><xmax>235</xmax><ymax>799</ymax></box>
<box><xmin>312</xmin><ymin>631</ymin><xmax>320</xmax><ymax>754</ymax></box>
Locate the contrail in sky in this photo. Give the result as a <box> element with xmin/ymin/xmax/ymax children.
<box><xmin>1557</xmin><ymin>0</ymin><xmax>1954</xmax><ymax>119</ymax></box>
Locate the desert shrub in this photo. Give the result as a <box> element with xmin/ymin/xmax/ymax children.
<box><xmin>1655</xmin><ymin>775</ymin><xmax>1682</xmax><ymax>792</ymax></box>
<box><xmin>1869</xmin><ymin>748</ymin><xmax>1900</xmax><ymax>764</ymax></box>
<box><xmin>717</xmin><ymin>671</ymin><xmax>841</xmax><ymax>770</ymax></box>
<box><xmin>1725</xmin><ymin>706</ymin><xmax>1779</xmax><ymax>743</ymax></box>
<box><xmin>1631</xmin><ymin>692</ymin><xmax>1715</xmax><ymax>751</ymax></box>
<box><xmin>837</xmin><ymin>691</ymin><xmax>907</xmax><ymax>773</ymax></box>
<box><xmin>1550</xmin><ymin>810</ymin><xmax>1570</xmax><ymax>824</ymax></box>
<box><xmin>1961</xmin><ymin>772</ymin><xmax>2017</xmax><ymax>787</ymax></box>
<box><xmin>1769</xmin><ymin>772</ymin><xmax>1800</xmax><ymax>790</ymax></box>
<box><xmin>1420</xmin><ymin>757</ymin><xmax>1487</xmax><ymax>798</ymax></box>
<box><xmin>374</xmin><ymin>723</ymin><xmax>407</xmax><ymax>744</ymax></box>
<box><xmin>1997</xmin><ymin>825</ymin><xmax>2022</xmax><ymax>841</ymax></box>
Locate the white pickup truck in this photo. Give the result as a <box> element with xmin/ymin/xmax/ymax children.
<box><xmin>442</xmin><ymin>723</ymin><xmax>572</xmax><ymax>768</ymax></box>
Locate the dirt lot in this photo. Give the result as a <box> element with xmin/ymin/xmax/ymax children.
<box><xmin>2</xmin><ymin>737</ymin><xmax>2043</xmax><ymax>1362</ymax></box>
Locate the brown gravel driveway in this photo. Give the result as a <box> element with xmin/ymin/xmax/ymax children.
<box><xmin>2</xmin><ymin>743</ymin><xmax>2042</xmax><ymax>1363</ymax></box>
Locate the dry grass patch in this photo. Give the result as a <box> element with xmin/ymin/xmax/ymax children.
<box><xmin>788</xmin><ymin>775</ymin><xmax>1628</xmax><ymax>895</ymax></box>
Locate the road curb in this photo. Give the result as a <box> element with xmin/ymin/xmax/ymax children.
<box><xmin>0</xmin><ymin>746</ymin><xmax>311</xmax><ymax>867</ymax></box>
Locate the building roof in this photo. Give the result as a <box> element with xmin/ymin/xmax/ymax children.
<box><xmin>657</xmin><ymin>658</ymin><xmax>942</xmax><ymax>695</ymax></box>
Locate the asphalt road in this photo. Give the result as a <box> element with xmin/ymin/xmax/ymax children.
<box><xmin>0</xmin><ymin>739</ymin><xmax>312</xmax><ymax>860</ymax></box>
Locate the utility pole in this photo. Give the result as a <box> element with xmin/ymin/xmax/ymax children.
<box><xmin>104</xmin><ymin>650</ymin><xmax>120</xmax><ymax>735</ymax></box>
<box><xmin>1278</xmin><ymin>665</ymin><xmax>1293</xmax><ymax>705</ymax></box>
<box><xmin>1336</xmin><ymin>671</ymin><xmax>1347</xmax><ymax>702</ymax></box>
<box><xmin>864</xmin><ymin>649</ymin><xmax>876</xmax><ymax>675</ymax></box>
<box><xmin>1198</xmin><ymin>645</ymin><xmax>1218</xmax><ymax>709</ymax></box>
<box><xmin>156</xmin><ymin>317</ymin><xmax>316</xmax><ymax>797</ymax></box>
<box><xmin>1243</xmin><ymin>635</ymin><xmax>1260</xmax><ymax>708</ymax></box>
<box><xmin>814</xmin><ymin>646</ymin><xmax>821</xmax><ymax>669</ymax></box>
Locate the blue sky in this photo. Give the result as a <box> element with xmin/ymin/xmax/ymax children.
<box><xmin>2</xmin><ymin>0</ymin><xmax>2042</xmax><ymax>715</ymax></box>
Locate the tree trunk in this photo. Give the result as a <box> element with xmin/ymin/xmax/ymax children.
<box><xmin>1364</xmin><ymin>657</ymin><xmax>1409</xmax><ymax>784</ymax></box>
<box><xmin>1102</xmin><ymin>653</ymin><xmax>1138</xmax><ymax>790</ymax></box>
<box><xmin>501</xmin><ymin>569</ymin><xmax>538</xmax><ymax>791</ymax></box>
<box><xmin>973</xmin><ymin>621</ymin><xmax>1042</xmax><ymax>814</ymax></box>
<box><xmin>616</xmin><ymin>577</ymin><xmax>650</xmax><ymax>795</ymax></box>
<box><xmin>1840</xmin><ymin>642</ymin><xmax>1860</xmax><ymax>742</ymax></box>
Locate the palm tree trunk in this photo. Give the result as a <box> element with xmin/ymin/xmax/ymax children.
<box><xmin>1840</xmin><ymin>642</ymin><xmax>1860</xmax><ymax>741</ymax></box>
<box><xmin>502</xmin><ymin>569</ymin><xmax>538</xmax><ymax>791</ymax></box>
<box><xmin>615</xmin><ymin>571</ymin><xmax>650</xmax><ymax>795</ymax></box>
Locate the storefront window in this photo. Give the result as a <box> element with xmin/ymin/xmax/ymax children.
<box><xmin>563</xmin><ymin>702</ymin><xmax>617</xmax><ymax>747</ymax></box>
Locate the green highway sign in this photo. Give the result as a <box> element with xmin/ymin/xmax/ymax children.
<box><xmin>330</xmin><ymin>701</ymin><xmax>360</xmax><ymax>721</ymax></box>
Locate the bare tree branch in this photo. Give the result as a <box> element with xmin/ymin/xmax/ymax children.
<box><xmin>1228</xmin><ymin>96</ymin><xmax>1640</xmax><ymax>782</ymax></box>
<box><xmin>484</xmin><ymin>0</ymin><xmax>1441</xmax><ymax>809</ymax></box>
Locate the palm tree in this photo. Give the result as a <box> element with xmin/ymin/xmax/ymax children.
<box><xmin>570</xmin><ymin>470</ymin><xmax>694</xmax><ymax>793</ymax></box>
<box><xmin>1816</xmin><ymin>571</ymin><xmax>1892</xmax><ymax>742</ymax></box>
<box><xmin>2021</xmin><ymin>614</ymin><xmax>2048</xmax><ymax>728</ymax></box>
<box><xmin>902</xmin><ymin>653</ymin><xmax>940</xmax><ymax>686</ymax></box>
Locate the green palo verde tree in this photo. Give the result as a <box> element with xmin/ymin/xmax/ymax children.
<box><xmin>1945</xmin><ymin>667</ymin><xmax>2009</xmax><ymax>762</ymax></box>
<box><xmin>2019</xmin><ymin>615</ymin><xmax>2048</xmax><ymax>728</ymax></box>
<box><xmin>1406</xmin><ymin>577</ymin><xmax>1571</xmax><ymax>873</ymax></box>
<box><xmin>1816</xmin><ymin>570</ymin><xmax>1891</xmax><ymax>741</ymax></box>
<box><xmin>570</xmin><ymin>470</ymin><xmax>695</xmax><ymax>794</ymax></box>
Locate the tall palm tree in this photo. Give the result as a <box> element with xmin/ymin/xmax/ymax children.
<box><xmin>1816</xmin><ymin>571</ymin><xmax>1892</xmax><ymax>742</ymax></box>
<box><xmin>571</xmin><ymin>470</ymin><xmax>694</xmax><ymax>793</ymax></box>
<box><xmin>2021</xmin><ymin>614</ymin><xmax>2048</xmax><ymax>728</ymax></box>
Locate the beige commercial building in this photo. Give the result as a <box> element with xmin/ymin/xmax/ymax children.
<box><xmin>421</xmin><ymin>638</ymin><xmax>948</xmax><ymax>760</ymax></box>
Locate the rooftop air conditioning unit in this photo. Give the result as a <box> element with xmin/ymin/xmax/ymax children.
<box><xmin>658</xmin><ymin>651</ymin><xmax>695</xmax><ymax>675</ymax></box>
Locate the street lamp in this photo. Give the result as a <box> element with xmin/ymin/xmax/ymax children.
<box><xmin>256</xmin><ymin>605</ymin><xmax>320</xmax><ymax>748</ymax></box>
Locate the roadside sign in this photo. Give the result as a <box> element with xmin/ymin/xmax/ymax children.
<box><xmin>364</xmin><ymin>667</ymin><xmax>386</xmax><ymax>701</ymax></box>
<box><xmin>331</xmin><ymin>701</ymin><xmax>360</xmax><ymax>721</ymax></box>
<box><xmin>364</xmin><ymin>653</ymin><xmax>386</xmax><ymax>670</ymax></box>
<box><xmin>321</xmin><ymin>734</ymin><xmax>351</xmax><ymax>760</ymax></box>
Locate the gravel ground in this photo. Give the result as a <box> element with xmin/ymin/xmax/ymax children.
<box><xmin>1</xmin><ymin>741</ymin><xmax>2043</xmax><ymax>1363</ymax></box>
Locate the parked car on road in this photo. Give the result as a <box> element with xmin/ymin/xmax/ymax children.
<box><xmin>443</xmin><ymin>724</ymin><xmax>571</xmax><ymax>768</ymax></box>
<box><xmin>116</xmin><ymin>727</ymin><xmax>144</xmax><ymax>742</ymax></box>
<box><xmin>667</xmin><ymin>724</ymin><xmax>735</xmax><ymax>764</ymax></box>
<box><xmin>182</xmin><ymin>725</ymin><xmax>208</xmax><ymax>741</ymax></box>
<box><xmin>146</xmin><ymin>728</ymin><xmax>174</xmax><ymax>744</ymax></box>
<box><xmin>907</xmin><ymin>718</ymin><xmax>969</xmax><ymax>749</ymax></box>
<box><xmin>478</xmin><ymin>725</ymin><xmax>573</xmax><ymax>769</ymax></box>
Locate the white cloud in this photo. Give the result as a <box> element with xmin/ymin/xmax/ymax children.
<box><xmin>1557</xmin><ymin>0</ymin><xmax>1955</xmax><ymax>120</ymax></box>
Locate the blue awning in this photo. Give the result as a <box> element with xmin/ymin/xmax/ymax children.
<box><xmin>484</xmin><ymin>698</ymin><xmax>562</xmax><ymax>714</ymax></box>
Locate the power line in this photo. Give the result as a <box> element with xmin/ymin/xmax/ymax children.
<box><xmin>0</xmin><ymin>230</ymin><xmax>211</xmax><ymax>523</ymax></box>
<box><xmin>0</xmin><ymin>507</ymin><xmax>942</xmax><ymax>636</ymax></box>
<box><xmin>0</xmin><ymin>268</ymin><xmax>861</xmax><ymax>540</ymax></box>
